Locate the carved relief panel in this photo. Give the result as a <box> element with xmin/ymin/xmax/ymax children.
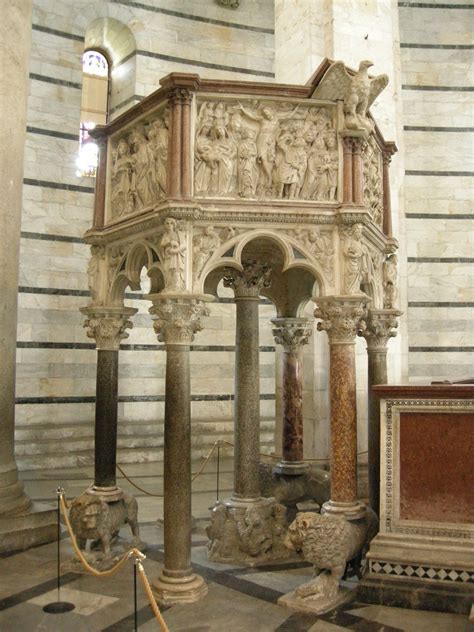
<box><xmin>108</xmin><ymin>106</ymin><xmax>169</xmax><ymax>220</ymax></box>
<box><xmin>363</xmin><ymin>136</ymin><xmax>383</xmax><ymax>227</ymax></box>
<box><xmin>194</xmin><ymin>98</ymin><xmax>339</xmax><ymax>202</ymax></box>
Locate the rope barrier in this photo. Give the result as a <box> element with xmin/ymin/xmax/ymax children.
<box><xmin>58</xmin><ymin>491</ymin><xmax>169</xmax><ymax>631</ymax></box>
<box><xmin>115</xmin><ymin>439</ymin><xmax>369</xmax><ymax>497</ymax></box>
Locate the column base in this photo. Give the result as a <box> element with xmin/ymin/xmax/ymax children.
<box><xmin>0</xmin><ymin>502</ymin><xmax>57</xmax><ymax>554</ymax></box>
<box><xmin>273</xmin><ymin>461</ymin><xmax>309</xmax><ymax>476</ymax></box>
<box><xmin>279</xmin><ymin>579</ymin><xmax>355</xmax><ymax>615</ymax></box>
<box><xmin>321</xmin><ymin>499</ymin><xmax>367</xmax><ymax>520</ymax></box>
<box><xmin>153</xmin><ymin>573</ymin><xmax>208</xmax><ymax>606</ymax></box>
<box><xmin>0</xmin><ymin>474</ymin><xmax>32</xmax><ymax>517</ymax></box>
<box><xmin>86</xmin><ymin>485</ymin><xmax>124</xmax><ymax>502</ymax></box>
<box><xmin>206</xmin><ymin>497</ymin><xmax>296</xmax><ymax>566</ymax></box>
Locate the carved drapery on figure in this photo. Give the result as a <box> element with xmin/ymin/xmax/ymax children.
<box><xmin>383</xmin><ymin>253</ymin><xmax>398</xmax><ymax>309</ymax></box>
<box><xmin>341</xmin><ymin>224</ymin><xmax>372</xmax><ymax>295</ymax></box>
<box><xmin>156</xmin><ymin>217</ymin><xmax>187</xmax><ymax>291</ymax></box>
<box><xmin>110</xmin><ymin>109</ymin><xmax>168</xmax><ymax>218</ymax></box>
<box><xmin>194</xmin><ymin>99</ymin><xmax>338</xmax><ymax>201</ymax></box>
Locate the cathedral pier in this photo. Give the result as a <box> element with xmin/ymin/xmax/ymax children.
<box><xmin>0</xmin><ymin>0</ymin><xmax>57</xmax><ymax>553</ymax></box>
<box><xmin>150</xmin><ymin>296</ymin><xmax>209</xmax><ymax>605</ymax></box>
<box><xmin>271</xmin><ymin>318</ymin><xmax>312</xmax><ymax>475</ymax></box>
<box><xmin>80</xmin><ymin>307</ymin><xmax>137</xmax><ymax>498</ymax></box>
<box><xmin>314</xmin><ymin>295</ymin><xmax>369</xmax><ymax>518</ymax></box>
<box><xmin>358</xmin><ymin>309</ymin><xmax>401</xmax><ymax>516</ymax></box>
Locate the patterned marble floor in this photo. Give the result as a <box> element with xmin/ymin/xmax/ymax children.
<box><xmin>0</xmin><ymin>462</ymin><xmax>471</xmax><ymax>631</ymax></box>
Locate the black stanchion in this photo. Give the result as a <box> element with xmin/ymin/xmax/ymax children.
<box><xmin>216</xmin><ymin>442</ymin><xmax>220</xmax><ymax>501</ymax></box>
<box><xmin>134</xmin><ymin>560</ymin><xmax>138</xmax><ymax>632</ymax></box>
<box><xmin>43</xmin><ymin>488</ymin><xmax>76</xmax><ymax>614</ymax></box>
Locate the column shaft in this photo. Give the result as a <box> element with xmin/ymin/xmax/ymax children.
<box><xmin>342</xmin><ymin>139</ymin><xmax>353</xmax><ymax>203</ymax></box>
<box><xmin>94</xmin><ymin>350</ymin><xmax>119</xmax><ymax>488</ymax></box>
<box><xmin>382</xmin><ymin>154</ymin><xmax>393</xmax><ymax>237</ymax></box>
<box><xmin>163</xmin><ymin>344</ymin><xmax>192</xmax><ymax>577</ymax></box>
<box><xmin>329</xmin><ymin>342</ymin><xmax>357</xmax><ymax>502</ymax></box>
<box><xmin>181</xmin><ymin>93</ymin><xmax>192</xmax><ymax>199</ymax></box>
<box><xmin>352</xmin><ymin>145</ymin><xmax>364</xmax><ymax>205</ymax></box>
<box><xmin>282</xmin><ymin>349</ymin><xmax>304</xmax><ymax>463</ymax></box>
<box><xmin>234</xmin><ymin>297</ymin><xmax>260</xmax><ymax>500</ymax></box>
<box><xmin>367</xmin><ymin>349</ymin><xmax>387</xmax><ymax>515</ymax></box>
<box><xmin>92</xmin><ymin>136</ymin><xmax>107</xmax><ymax>229</ymax></box>
<box><xmin>168</xmin><ymin>93</ymin><xmax>182</xmax><ymax>198</ymax></box>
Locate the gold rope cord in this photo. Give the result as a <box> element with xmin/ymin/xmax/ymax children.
<box><xmin>58</xmin><ymin>492</ymin><xmax>168</xmax><ymax>631</ymax></box>
<box><xmin>116</xmin><ymin>439</ymin><xmax>368</xmax><ymax>497</ymax></box>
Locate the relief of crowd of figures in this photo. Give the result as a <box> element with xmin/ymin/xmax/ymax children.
<box><xmin>194</xmin><ymin>100</ymin><xmax>339</xmax><ymax>201</ymax></box>
<box><xmin>110</xmin><ymin>111</ymin><xmax>168</xmax><ymax>219</ymax></box>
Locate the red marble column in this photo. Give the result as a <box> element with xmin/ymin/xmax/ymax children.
<box><xmin>358</xmin><ymin>309</ymin><xmax>401</xmax><ymax>516</ymax></box>
<box><xmin>272</xmin><ymin>318</ymin><xmax>312</xmax><ymax>475</ymax></box>
<box><xmin>180</xmin><ymin>90</ymin><xmax>192</xmax><ymax>199</ymax></box>
<box><xmin>167</xmin><ymin>89</ymin><xmax>182</xmax><ymax>199</ymax></box>
<box><xmin>314</xmin><ymin>295</ymin><xmax>370</xmax><ymax>518</ymax></box>
<box><xmin>382</xmin><ymin>151</ymin><xmax>393</xmax><ymax>237</ymax></box>
<box><xmin>342</xmin><ymin>137</ymin><xmax>353</xmax><ymax>204</ymax></box>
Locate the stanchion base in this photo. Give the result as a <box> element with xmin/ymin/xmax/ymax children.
<box><xmin>42</xmin><ymin>601</ymin><xmax>75</xmax><ymax>614</ymax></box>
<box><xmin>153</xmin><ymin>573</ymin><xmax>208</xmax><ymax>605</ymax></box>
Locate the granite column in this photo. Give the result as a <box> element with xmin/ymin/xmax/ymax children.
<box><xmin>358</xmin><ymin>309</ymin><xmax>401</xmax><ymax>516</ymax></box>
<box><xmin>80</xmin><ymin>307</ymin><xmax>137</xmax><ymax>500</ymax></box>
<box><xmin>314</xmin><ymin>295</ymin><xmax>369</xmax><ymax>518</ymax></box>
<box><xmin>271</xmin><ymin>318</ymin><xmax>312</xmax><ymax>475</ymax></box>
<box><xmin>149</xmin><ymin>296</ymin><xmax>209</xmax><ymax>605</ymax></box>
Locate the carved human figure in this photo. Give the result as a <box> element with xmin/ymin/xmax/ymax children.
<box><xmin>301</xmin><ymin>134</ymin><xmax>325</xmax><ymax>200</ymax></box>
<box><xmin>197</xmin><ymin>101</ymin><xmax>215</xmax><ymax>137</ymax></box>
<box><xmin>148</xmin><ymin>117</ymin><xmax>168</xmax><ymax>197</ymax></box>
<box><xmin>129</xmin><ymin>131</ymin><xmax>155</xmax><ymax>208</ymax></box>
<box><xmin>383</xmin><ymin>254</ymin><xmax>398</xmax><ymax>308</ymax></box>
<box><xmin>238</xmin><ymin>102</ymin><xmax>299</xmax><ymax>187</ymax></box>
<box><xmin>237</xmin><ymin>127</ymin><xmax>258</xmax><ymax>197</ymax></box>
<box><xmin>87</xmin><ymin>245</ymin><xmax>105</xmax><ymax>305</ymax></box>
<box><xmin>111</xmin><ymin>138</ymin><xmax>135</xmax><ymax>217</ymax></box>
<box><xmin>213</xmin><ymin>126</ymin><xmax>237</xmax><ymax>195</ymax></box>
<box><xmin>193</xmin><ymin>226</ymin><xmax>222</xmax><ymax>280</ymax></box>
<box><xmin>314</xmin><ymin>134</ymin><xmax>338</xmax><ymax>201</ymax></box>
<box><xmin>160</xmin><ymin>217</ymin><xmax>186</xmax><ymax>290</ymax></box>
<box><xmin>343</xmin><ymin>223</ymin><xmax>368</xmax><ymax>294</ymax></box>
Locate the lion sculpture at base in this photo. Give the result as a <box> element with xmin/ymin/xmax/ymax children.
<box><xmin>69</xmin><ymin>492</ymin><xmax>142</xmax><ymax>560</ymax></box>
<box><xmin>283</xmin><ymin>510</ymin><xmax>377</xmax><ymax>602</ymax></box>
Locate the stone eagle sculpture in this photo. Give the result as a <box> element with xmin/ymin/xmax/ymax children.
<box><xmin>313</xmin><ymin>60</ymin><xmax>388</xmax><ymax>132</ymax></box>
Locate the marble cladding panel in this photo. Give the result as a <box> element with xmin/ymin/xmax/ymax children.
<box><xmin>406</xmin><ymin>218</ymin><xmax>474</xmax><ymax>258</ymax></box>
<box><xmin>407</xmin><ymin>262</ymin><xmax>474</xmax><ymax>302</ymax></box>
<box><xmin>404</xmin><ymin>177</ymin><xmax>472</xmax><ymax>214</ymax></box>
<box><xmin>398</xmin><ymin>6</ymin><xmax>474</xmax><ymax>45</ymax></box>
<box><xmin>404</xmin><ymin>132</ymin><xmax>473</xmax><ymax>173</ymax></box>
<box><xmin>399</xmin><ymin>411</ymin><xmax>474</xmax><ymax>524</ymax></box>
<box><xmin>401</xmin><ymin>91</ymin><xmax>473</xmax><ymax>128</ymax></box>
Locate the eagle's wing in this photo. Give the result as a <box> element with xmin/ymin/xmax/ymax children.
<box><xmin>368</xmin><ymin>73</ymin><xmax>389</xmax><ymax>109</ymax></box>
<box><xmin>312</xmin><ymin>61</ymin><xmax>352</xmax><ymax>101</ymax></box>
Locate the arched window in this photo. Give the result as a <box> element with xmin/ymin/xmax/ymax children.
<box><xmin>77</xmin><ymin>50</ymin><xmax>109</xmax><ymax>177</ymax></box>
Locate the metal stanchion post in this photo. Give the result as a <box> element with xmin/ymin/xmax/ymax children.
<box><xmin>216</xmin><ymin>442</ymin><xmax>220</xmax><ymax>501</ymax></box>
<box><xmin>43</xmin><ymin>488</ymin><xmax>75</xmax><ymax>614</ymax></box>
<box><xmin>134</xmin><ymin>560</ymin><xmax>138</xmax><ymax>632</ymax></box>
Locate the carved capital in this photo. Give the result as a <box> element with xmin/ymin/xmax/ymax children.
<box><xmin>358</xmin><ymin>309</ymin><xmax>402</xmax><ymax>351</ymax></box>
<box><xmin>223</xmin><ymin>261</ymin><xmax>271</xmax><ymax>299</ymax></box>
<box><xmin>382</xmin><ymin>151</ymin><xmax>392</xmax><ymax>167</ymax></box>
<box><xmin>342</xmin><ymin>136</ymin><xmax>367</xmax><ymax>154</ymax></box>
<box><xmin>314</xmin><ymin>295</ymin><xmax>369</xmax><ymax>344</ymax></box>
<box><xmin>149</xmin><ymin>297</ymin><xmax>209</xmax><ymax>345</ymax></box>
<box><xmin>271</xmin><ymin>318</ymin><xmax>312</xmax><ymax>353</ymax></box>
<box><xmin>80</xmin><ymin>307</ymin><xmax>137</xmax><ymax>350</ymax></box>
<box><xmin>216</xmin><ymin>0</ymin><xmax>241</xmax><ymax>7</ymax></box>
<box><xmin>171</xmin><ymin>87</ymin><xmax>192</xmax><ymax>106</ymax></box>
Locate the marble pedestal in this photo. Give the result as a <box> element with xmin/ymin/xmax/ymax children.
<box><xmin>0</xmin><ymin>503</ymin><xmax>57</xmax><ymax>555</ymax></box>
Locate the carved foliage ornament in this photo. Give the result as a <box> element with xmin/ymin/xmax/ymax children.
<box><xmin>272</xmin><ymin>319</ymin><xmax>313</xmax><ymax>353</ymax></box>
<box><xmin>314</xmin><ymin>299</ymin><xmax>368</xmax><ymax>344</ymax></box>
<box><xmin>83</xmin><ymin>313</ymin><xmax>134</xmax><ymax>350</ymax></box>
<box><xmin>110</xmin><ymin>109</ymin><xmax>169</xmax><ymax>219</ymax></box>
<box><xmin>150</xmin><ymin>300</ymin><xmax>209</xmax><ymax>345</ymax></box>
<box><xmin>363</xmin><ymin>137</ymin><xmax>383</xmax><ymax>226</ymax></box>
<box><xmin>357</xmin><ymin>310</ymin><xmax>401</xmax><ymax>351</ymax></box>
<box><xmin>223</xmin><ymin>261</ymin><xmax>272</xmax><ymax>298</ymax></box>
<box><xmin>195</xmin><ymin>99</ymin><xmax>338</xmax><ymax>202</ymax></box>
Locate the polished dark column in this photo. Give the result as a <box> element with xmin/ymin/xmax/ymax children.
<box><xmin>150</xmin><ymin>296</ymin><xmax>209</xmax><ymax>605</ymax></box>
<box><xmin>358</xmin><ymin>309</ymin><xmax>401</xmax><ymax>515</ymax></box>
<box><xmin>271</xmin><ymin>318</ymin><xmax>312</xmax><ymax>475</ymax></box>
<box><xmin>314</xmin><ymin>295</ymin><xmax>369</xmax><ymax>519</ymax></box>
<box><xmin>81</xmin><ymin>306</ymin><xmax>137</xmax><ymax>500</ymax></box>
<box><xmin>224</xmin><ymin>262</ymin><xmax>271</xmax><ymax>502</ymax></box>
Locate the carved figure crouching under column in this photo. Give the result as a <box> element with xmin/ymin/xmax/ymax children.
<box><xmin>65</xmin><ymin>492</ymin><xmax>144</xmax><ymax>571</ymax></box>
<box><xmin>278</xmin><ymin>509</ymin><xmax>378</xmax><ymax>614</ymax></box>
<box><xmin>206</xmin><ymin>498</ymin><xmax>295</xmax><ymax>565</ymax></box>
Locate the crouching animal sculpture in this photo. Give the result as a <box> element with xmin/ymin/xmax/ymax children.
<box><xmin>69</xmin><ymin>492</ymin><xmax>142</xmax><ymax>561</ymax></box>
<box><xmin>283</xmin><ymin>510</ymin><xmax>377</xmax><ymax>606</ymax></box>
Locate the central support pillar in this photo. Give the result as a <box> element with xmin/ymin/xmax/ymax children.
<box><xmin>358</xmin><ymin>309</ymin><xmax>401</xmax><ymax>516</ymax></box>
<box><xmin>271</xmin><ymin>318</ymin><xmax>312</xmax><ymax>475</ymax></box>
<box><xmin>314</xmin><ymin>295</ymin><xmax>369</xmax><ymax>519</ymax></box>
<box><xmin>207</xmin><ymin>263</ymin><xmax>290</xmax><ymax>565</ymax></box>
<box><xmin>150</xmin><ymin>295</ymin><xmax>209</xmax><ymax>605</ymax></box>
